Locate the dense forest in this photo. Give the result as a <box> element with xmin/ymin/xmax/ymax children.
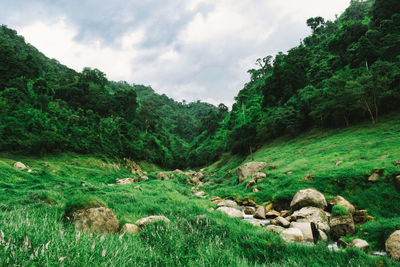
<box><xmin>189</xmin><ymin>0</ymin><xmax>400</xmax><ymax>166</ymax></box>
<box><xmin>0</xmin><ymin>0</ymin><xmax>399</xmax><ymax>168</ymax></box>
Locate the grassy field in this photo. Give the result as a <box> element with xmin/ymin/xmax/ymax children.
<box><xmin>0</xmin><ymin>114</ymin><xmax>399</xmax><ymax>265</ymax></box>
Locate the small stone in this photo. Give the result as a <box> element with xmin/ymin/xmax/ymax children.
<box><xmin>286</xmin><ymin>171</ymin><xmax>293</xmax><ymax>175</ymax></box>
<box><xmin>351</xmin><ymin>239</ymin><xmax>369</xmax><ymax>251</ymax></box>
<box><xmin>27</xmin><ymin>169</ymin><xmax>32</xmax><ymax>173</ymax></box>
<box><xmin>265</xmin><ymin>203</ymin><xmax>273</xmax><ymax>212</ymax></box>
<box><xmin>276</xmin><ymin>216</ymin><xmax>290</xmax><ymax>228</ymax></box>
<box><xmin>280</xmin><ymin>210</ymin><xmax>289</xmax><ymax>217</ymax></box>
<box><xmin>394</xmin><ymin>158</ymin><xmax>400</xmax><ymax>166</ymax></box>
<box><xmin>252</xmin><ymin>188</ymin><xmax>259</xmax><ymax>192</ymax></box>
<box><xmin>304</xmin><ymin>174</ymin><xmax>313</xmax><ymax>181</ymax></box>
<box><xmin>265</xmin><ymin>210</ymin><xmax>280</xmax><ymax>219</ymax></box>
<box><xmin>135</xmin><ymin>216</ymin><xmax>170</xmax><ymax>228</ymax></box>
<box><xmin>157</xmin><ymin>172</ymin><xmax>169</xmax><ymax>180</ymax></box>
<box><xmin>194</xmin><ymin>191</ymin><xmax>206</xmax><ymax>198</ymax></box>
<box><xmin>368</xmin><ymin>169</ymin><xmax>384</xmax><ymax>182</ymax></box>
<box><xmin>13</xmin><ymin>162</ymin><xmax>27</xmax><ymax>170</ymax></box>
<box><xmin>335</xmin><ymin>160</ymin><xmax>343</xmax><ymax>166</ymax></box>
<box><xmin>254</xmin><ymin>206</ymin><xmax>266</xmax><ymax>219</ymax></box>
<box><xmin>243</xmin><ymin>206</ymin><xmax>255</xmax><ymax>215</ymax></box>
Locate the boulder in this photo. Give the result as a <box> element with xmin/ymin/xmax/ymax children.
<box><xmin>243</xmin><ymin>206</ymin><xmax>255</xmax><ymax>215</ymax></box>
<box><xmin>353</xmin><ymin>210</ymin><xmax>373</xmax><ymax>225</ymax></box>
<box><xmin>254</xmin><ymin>206</ymin><xmax>266</xmax><ymax>219</ymax></box>
<box><xmin>276</xmin><ymin>216</ymin><xmax>290</xmax><ymax>228</ymax></box>
<box><xmin>236</xmin><ymin>162</ymin><xmax>267</xmax><ymax>183</ymax></box>
<box><xmin>290</xmin><ymin>188</ymin><xmax>327</xmax><ymax>210</ymax></box>
<box><xmin>116</xmin><ymin>178</ymin><xmax>134</xmax><ymax>185</ymax></box>
<box><xmin>157</xmin><ymin>172</ymin><xmax>169</xmax><ymax>180</ymax></box>
<box><xmin>386</xmin><ymin>230</ymin><xmax>400</xmax><ymax>261</ymax></box>
<box><xmin>121</xmin><ymin>223</ymin><xmax>139</xmax><ymax>234</ymax></box>
<box><xmin>327</xmin><ymin>196</ymin><xmax>355</xmax><ymax>214</ymax></box>
<box><xmin>13</xmin><ymin>162</ymin><xmax>27</xmax><ymax>170</ymax></box>
<box><xmin>329</xmin><ymin>213</ymin><xmax>355</xmax><ymax>240</ymax></box>
<box><xmin>266</xmin><ymin>225</ymin><xmax>285</xmax><ymax>234</ymax></box>
<box><xmin>265</xmin><ymin>210</ymin><xmax>280</xmax><ymax>219</ymax></box>
<box><xmin>217</xmin><ymin>200</ymin><xmax>238</xmax><ymax>209</ymax></box>
<box><xmin>72</xmin><ymin>207</ymin><xmax>119</xmax><ymax>234</ymax></box>
<box><xmin>351</xmin><ymin>239</ymin><xmax>369</xmax><ymax>251</ymax></box>
<box><xmin>280</xmin><ymin>228</ymin><xmax>304</xmax><ymax>243</ymax></box>
<box><xmin>291</xmin><ymin>207</ymin><xmax>330</xmax><ymax>232</ymax></box>
<box><xmin>135</xmin><ymin>216</ymin><xmax>170</xmax><ymax>228</ymax></box>
<box><xmin>217</xmin><ymin>207</ymin><xmax>243</xmax><ymax>219</ymax></box>
<box><xmin>290</xmin><ymin>222</ymin><xmax>313</xmax><ymax>242</ymax></box>
<box><xmin>395</xmin><ymin>175</ymin><xmax>400</xmax><ymax>192</ymax></box>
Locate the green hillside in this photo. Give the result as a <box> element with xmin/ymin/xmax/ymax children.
<box><xmin>1</xmin><ymin>0</ymin><xmax>400</xmax><ymax>265</ymax></box>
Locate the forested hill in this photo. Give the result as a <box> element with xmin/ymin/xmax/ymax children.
<box><xmin>187</xmin><ymin>0</ymin><xmax>400</xmax><ymax>167</ymax></box>
<box><xmin>1</xmin><ymin>0</ymin><xmax>399</xmax><ymax>169</ymax></box>
<box><xmin>0</xmin><ymin>26</ymin><xmax>226</xmax><ymax>168</ymax></box>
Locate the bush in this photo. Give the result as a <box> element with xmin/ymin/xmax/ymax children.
<box><xmin>332</xmin><ymin>205</ymin><xmax>349</xmax><ymax>216</ymax></box>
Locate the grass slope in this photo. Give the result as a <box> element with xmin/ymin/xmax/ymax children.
<box><xmin>0</xmin><ymin>115</ymin><xmax>399</xmax><ymax>265</ymax></box>
<box><xmin>204</xmin><ymin>112</ymin><xmax>400</xmax><ymax>251</ymax></box>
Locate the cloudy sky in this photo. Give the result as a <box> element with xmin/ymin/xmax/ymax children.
<box><xmin>1</xmin><ymin>0</ymin><xmax>350</xmax><ymax>107</ymax></box>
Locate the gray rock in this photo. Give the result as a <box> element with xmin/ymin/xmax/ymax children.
<box><xmin>266</xmin><ymin>225</ymin><xmax>285</xmax><ymax>234</ymax></box>
<box><xmin>236</xmin><ymin>162</ymin><xmax>267</xmax><ymax>183</ymax></box>
<box><xmin>217</xmin><ymin>200</ymin><xmax>238</xmax><ymax>209</ymax></box>
<box><xmin>290</xmin><ymin>222</ymin><xmax>313</xmax><ymax>242</ymax></box>
<box><xmin>217</xmin><ymin>207</ymin><xmax>243</xmax><ymax>218</ymax></box>
<box><xmin>291</xmin><ymin>207</ymin><xmax>330</xmax><ymax>232</ymax></box>
<box><xmin>351</xmin><ymin>239</ymin><xmax>369</xmax><ymax>251</ymax></box>
<box><xmin>276</xmin><ymin>216</ymin><xmax>290</xmax><ymax>228</ymax></box>
<box><xmin>135</xmin><ymin>216</ymin><xmax>170</xmax><ymax>228</ymax></box>
<box><xmin>329</xmin><ymin>213</ymin><xmax>355</xmax><ymax>240</ymax></box>
<box><xmin>386</xmin><ymin>230</ymin><xmax>400</xmax><ymax>261</ymax></box>
<box><xmin>254</xmin><ymin>206</ymin><xmax>266</xmax><ymax>219</ymax></box>
<box><xmin>280</xmin><ymin>227</ymin><xmax>304</xmax><ymax>243</ymax></box>
<box><xmin>13</xmin><ymin>162</ymin><xmax>27</xmax><ymax>170</ymax></box>
<box><xmin>290</xmin><ymin>188</ymin><xmax>327</xmax><ymax>210</ymax></box>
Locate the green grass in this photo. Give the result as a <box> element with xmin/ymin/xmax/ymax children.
<box><xmin>332</xmin><ymin>205</ymin><xmax>349</xmax><ymax>216</ymax></box>
<box><xmin>0</xmin><ymin>114</ymin><xmax>400</xmax><ymax>265</ymax></box>
<box><xmin>204</xmin><ymin>113</ymin><xmax>400</xmax><ymax>217</ymax></box>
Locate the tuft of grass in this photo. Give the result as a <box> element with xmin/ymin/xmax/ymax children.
<box><xmin>332</xmin><ymin>205</ymin><xmax>350</xmax><ymax>216</ymax></box>
<box><xmin>64</xmin><ymin>195</ymin><xmax>106</xmax><ymax>218</ymax></box>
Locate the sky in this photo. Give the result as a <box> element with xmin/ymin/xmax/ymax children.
<box><xmin>1</xmin><ymin>0</ymin><xmax>350</xmax><ymax>107</ymax></box>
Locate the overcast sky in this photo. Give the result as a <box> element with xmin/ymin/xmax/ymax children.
<box><xmin>1</xmin><ymin>0</ymin><xmax>350</xmax><ymax>107</ymax></box>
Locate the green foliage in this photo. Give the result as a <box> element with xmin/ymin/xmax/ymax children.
<box><xmin>332</xmin><ymin>205</ymin><xmax>349</xmax><ymax>216</ymax></box>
